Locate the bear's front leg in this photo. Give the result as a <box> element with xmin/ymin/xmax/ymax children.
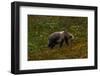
<box><xmin>59</xmin><ymin>39</ymin><xmax>64</xmax><ymax>48</ymax></box>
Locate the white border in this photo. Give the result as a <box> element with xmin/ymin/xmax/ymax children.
<box><xmin>20</xmin><ymin>6</ymin><xmax>95</xmax><ymax>70</ymax></box>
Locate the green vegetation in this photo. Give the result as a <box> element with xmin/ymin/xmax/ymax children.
<box><xmin>28</xmin><ymin>15</ymin><xmax>88</xmax><ymax>61</ymax></box>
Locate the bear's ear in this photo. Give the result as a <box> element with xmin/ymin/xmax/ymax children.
<box><xmin>63</xmin><ymin>31</ymin><xmax>69</xmax><ymax>37</ymax></box>
<box><xmin>64</xmin><ymin>30</ymin><xmax>67</xmax><ymax>33</ymax></box>
<box><xmin>63</xmin><ymin>31</ymin><xmax>67</xmax><ymax>35</ymax></box>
